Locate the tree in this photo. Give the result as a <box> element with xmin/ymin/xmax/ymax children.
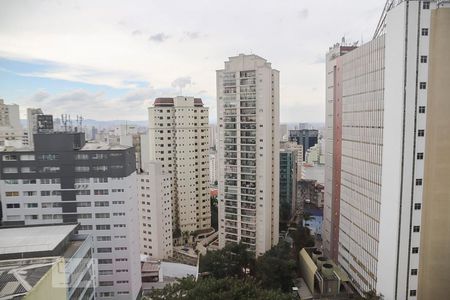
<box><xmin>290</xmin><ymin>223</ymin><xmax>315</xmax><ymax>260</ymax></box>
<box><xmin>199</xmin><ymin>243</ymin><xmax>255</xmax><ymax>279</ymax></box>
<box><xmin>255</xmin><ymin>241</ymin><xmax>296</xmax><ymax>293</ymax></box>
<box><xmin>144</xmin><ymin>276</ymin><xmax>292</xmax><ymax>300</ymax></box>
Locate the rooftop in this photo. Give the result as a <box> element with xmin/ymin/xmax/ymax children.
<box><xmin>80</xmin><ymin>141</ymin><xmax>131</xmax><ymax>151</ymax></box>
<box><xmin>0</xmin><ymin>224</ymin><xmax>78</xmax><ymax>257</ymax></box>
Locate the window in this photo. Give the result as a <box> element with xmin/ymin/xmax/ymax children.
<box><xmin>77</xmin><ymin>214</ymin><xmax>92</xmax><ymax>219</ymax></box>
<box><xmin>76</xmin><ymin>190</ymin><xmax>91</xmax><ymax>195</ymax></box>
<box><xmin>75</xmin><ymin>166</ymin><xmax>89</xmax><ymax>172</ymax></box>
<box><xmin>40</xmin><ymin>166</ymin><xmax>60</xmax><ymax>173</ymax></box>
<box><xmin>110</xmin><ymin>152</ymin><xmax>123</xmax><ymax>157</ymax></box>
<box><xmin>417</xmin><ymin>153</ymin><xmax>424</xmax><ymax>160</ymax></box>
<box><xmin>110</xmin><ymin>165</ymin><xmax>123</xmax><ymax>169</ymax></box>
<box><xmin>92</xmin><ymin>153</ymin><xmax>107</xmax><ymax>159</ymax></box>
<box><xmin>413</xmin><ymin>226</ymin><xmax>420</xmax><ymax>232</ymax></box>
<box><xmin>99</xmin><ymin>292</ymin><xmax>114</xmax><ymax>297</ymax></box>
<box><xmin>41</xmin><ymin>178</ymin><xmax>61</xmax><ymax>184</ymax></box>
<box><xmin>419</xmin><ymin>106</ymin><xmax>426</xmax><ymax>113</ymax></box>
<box><xmin>414</xmin><ymin>203</ymin><xmax>422</xmax><ymax>210</ymax></box>
<box><xmin>419</xmin><ymin>82</ymin><xmax>427</xmax><ymax>89</ymax></box>
<box><xmin>3</xmin><ymin>167</ymin><xmax>18</xmax><ymax>174</ymax></box>
<box><xmin>2</xmin><ymin>154</ymin><xmax>18</xmax><ymax>161</ymax></box>
<box><xmin>423</xmin><ymin>1</ymin><xmax>430</xmax><ymax>9</ymax></box>
<box><xmin>93</xmin><ymin>166</ymin><xmax>108</xmax><ymax>171</ymax></box>
<box><xmin>75</xmin><ymin>154</ymin><xmax>89</xmax><ymax>160</ymax></box>
<box><xmin>79</xmin><ymin>225</ymin><xmax>93</xmax><ymax>231</ymax></box>
<box><xmin>26</xmin><ymin>203</ymin><xmax>38</xmax><ymax>208</ymax></box>
<box><xmin>98</xmin><ymin>270</ymin><xmax>113</xmax><ymax>275</ymax></box>
<box><xmin>412</xmin><ymin>247</ymin><xmax>419</xmax><ymax>254</ymax></box>
<box><xmin>23</xmin><ymin>191</ymin><xmax>37</xmax><ymax>196</ymax></box>
<box><xmin>96</xmin><ymin>225</ymin><xmax>111</xmax><ymax>230</ymax></box>
<box><xmin>25</xmin><ymin>215</ymin><xmax>38</xmax><ymax>220</ymax></box>
<box><xmin>41</xmin><ymin>191</ymin><xmax>51</xmax><ymax>197</ymax></box>
<box><xmin>38</xmin><ymin>154</ymin><xmax>59</xmax><ymax>161</ymax></box>
<box><xmin>95</xmin><ymin>213</ymin><xmax>110</xmax><ymax>218</ymax></box>
<box><xmin>20</xmin><ymin>154</ymin><xmax>35</xmax><ymax>161</ymax></box>
<box><xmin>416</xmin><ymin>179</ymin><xmax>423</xmax><ymax>186</ymax></box>
<box><xmin>98</xmin><ymin>259</ymin><xmax>113</xmax><ymax>265</ymax></box>
<box><xmin>93</xmin><ymin>177</ymin><xmax>108</xmax><ymax>183</ymax></box>
<box><xmin>411</xmin><ymin>269</ymin><xmax>418</xmax><ymax>276</ymax></box>
<box><xmin>6</xmin><ymin>203</ymin><xmax>20</xmax><ymax>209</ymax></box>
<box><xmin>5</xmin><ymin>180</ymin><xmax>18</xmax><ymax>184</ymax></box>
<box><xmin>421</xmin><ymin>28</ymin><xmax>428</xmax><ymax>36</ymax></box>
<box><xmin>97</xmin><ymin>236</ymin><xmax>112</xmax><ymax>241</ymax></box>
<box><xmin>76</xmin><ymin>202</ymin><xmax>91</xmax><ymax>207</ymax></box>
<box><xmin>418</xmin><ymin>129</ymin><xmax>425</xmax><ymax>137</ymax></box>
<box><xmin>23</xmin><ymin>179</ymin><xmax>37</xmax><ymax>184</ymax></box>
<box><xmin>99</xmin><ymin>281</ymin><xmax>114</xmax><ymax>287</ymax></box>
<box><xmin>95</xmin><ymin>201</ymin><xmax>109</xmax><ymax>207</ymax></box>
<box><xmin>75</xmin><ymin>178</ymin><xmax>90</xmax><ymax>183</ymax></box>
<box><xmin>97</xmin><ymin>247</ymin><xmax>112</xmax><ymax>253</ymax></box>
<box><xmin>21</xmin><ymin>167</ymin><xmax>37</xmax><ymax>173</ymax></box>
<box><xmin>410</xmin><ymin>290</ymin><xmax>417</xmax><ymax>297</ymax></box>
<box><xmin>420</xmin><ymin>55</ymin><xmax>428</xmax><ymax>63</ymax></box>
<box><xmin>94</xmin><ymin>189</ymin><xmax>109</xmax><ymax>195</ymax></box>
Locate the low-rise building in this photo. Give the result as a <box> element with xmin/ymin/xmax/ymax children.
<box><xmin>0</xmin><ymin>223</ymin><xmax>96</xmax><ymax>300</ymax></box>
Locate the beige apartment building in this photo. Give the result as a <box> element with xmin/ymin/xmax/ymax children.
<box><xmin>216</xmin><ymin>54</ymin><xmax>280</xmax><ymax>256</ymax></box>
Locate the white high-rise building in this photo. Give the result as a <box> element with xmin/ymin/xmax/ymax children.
<box><xmin>147</xmin><ymin>96</ymin><xmax>211</xmax><ymax>236</ymax></box>
<box><xmin>217</xmin><ymin>54</ymin><xmax>280</xmax><ymax>256</ymax></box>
<box><xmin>209</xmin><ymin>152</ymin><xmax>218</xmax><ymax>185</ymax></box>
<box><xmin>138</xmin><ymin>161</ymin><xmax>173</xmax><ymax>259</ymax></box>
<box><xmin>0</xmin><ymin>132</ymin><xmax>142</xmax><ymax>300</ymax></box>
<box><xmin>324</xmin><ymin>2</ymin><xmax>450</xmax><ymax>299</ymax></box>
<box><xmin>0</xmin><ymin>99</ymin><xmax>25</xmax><ymax>146</ymax></box>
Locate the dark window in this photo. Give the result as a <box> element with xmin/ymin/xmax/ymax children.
<box><xmin>420</xmin><ymin>55</ymin><xmax>428</xmax><ymax>63</ymax></box>
<box><xmin>419</xmin><ymin>82</ymin><xmax>427</xmax><ymax>89</ymax></box>
<box><xmin>411</xmin><ymin>269</ymin><xmax>418</xmax><ymax>276</ymax></box>
<box><xmin>418</xmin><ymin>130</ymin><xmax>425</xmax><ymax>137</ymax></box>
<box><xmin>416</xmin><ymin>179</ymin><xmax>423</xmax><ymax>186</ymax></box>
<box><xmin>414</xmin><ymin>203</ymin><xmax>422</xmax><ymax>210</ymax></box>
<box><xmin>419</xmin><ymin>106</ymin><xmax>426</xmax><ymax>113</ymax></box>
<box><xmin>417</xmin><ymin>153</ymin><xmax>424</xmax><ymax>160</ymax></box>
<box><xmin>413</xmin><ymin>226</ymin><xmax>420</xmax><ymax>232</ymax></box>
<box><xmin>410</xmin><ymin>290</ymin><xmax>417</xmax><ymax>297</ymax></box>
<box><xmin>421</xmin><ymin>28</ymin><xmax>429</xmax><ymax>36</ymax></box>
<box><xmin>423</xmin><ymin>1</ymin><xmax>430</xmax><ymax>9</ymax></box>
<box><xmin>412</xmin><ymin>247</ymin><xmax>419</xmax><ymax>254</ymax></box>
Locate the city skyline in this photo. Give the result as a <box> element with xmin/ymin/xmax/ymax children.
<box><xmin>0</xmin><ymin>0</ymin><xmax>385</xmax><ymax>123</ymax></box>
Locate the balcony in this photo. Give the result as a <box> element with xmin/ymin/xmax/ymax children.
<box><xmin>241</xmin><ymin>160</ymin><xmax>256</xmax><ymax>167</ymax></box>
<box><xmin>241</xmin><ymin>174</ymin><xmax>256</xmax><ymax>181</ymax></box>
<box><xmin>241</xmin><ymin>167</ymin><xmax>256</xmax><ymax>174</ymax></box>
<box><xmin>225</xmin><ymin>227</ymin><xmax>238</xmax><ymax>234</ymax></box>
<box><xmin>241</xmin><ymin>188</ymin><xmax>256</xmax><ymax>195</ymax></box>
<box><xmin>241</xmin><ymin>230</ymin><xmax>256</xmax><ymax>238</ymax></box>
<box><xmin>225</xmin><ymin>186</ymin><xmax>238</xmax><ymax>193</ymax></box>
<box><xmin>225</xmin><ymin>200</ymin><xmax>237</xmax><ymax>207</ymax></box>
<box><xmin>226</xmin><ymin>221</ymin><xmax>237</xmax><ymax>227</ymax></box>
<box><xmin>225</xmin><ymin>145</ymin><xmax>237</xmax><ymax>151</ymax></box>
<box><xmin>224</xmin><ymin>138</ymin><xmax>237</xmax><ymax>144</ymax></box>
<box><xmin>240</xmin><ymin>145</ymin><xmax>256</xmax><ymax>152</ymax></box>
<box><xmin>240</xmin><ymin>116</ymin><xmax>256</xmax><ymax>123</ymax></box>
<box><xmin>225</xmin><ymin>173</ymin><xmax>237</xmax><ymax>180</ymax></box>
<box><xmin>225</xmin><ymin>124</ymin><xmax>237</xmax><ymax>130</ymax></box>
<box><xmin>242</xmin><ymin>203</ymin><xmax>256</xmax><ymax>210</ymax></box>
<box><xmin>224</xmin><ymin>152</ymin><xmax>237</xmax><ymax>158</ymax></box>
<box><xmin>224</xmin><ymin>131</ymin><xmax>237</xmax><ymax>137</ymax></box>
<box><xmin>241</xmin><ymin>195</ymin><xmax>256</xmax><ymax>203</ymax></box>
<box><xmin>240</xmin><ymin>93</ymin><xmax>256</xmax><ymax>100</ymax></box>
<box><xmin>225</xmin><ymin>234</ymin><xmax>238</xmax><ymax>241</ymax></box>
<box><xmin>240</xmin><ymin>101</ymin><xmax>256</xmax><ymax>108</ymax></box>
<box><xmin>224</xmin><ymin>109</ymin><xmax>237</xmax><ymax>115</ymax></box>
<box><xmin>240</xmin><ymin>124</ymin><xmax>256</xmax><ymax>130</ymax></box>
<box><xmin>224</xmin><ymin>116</ymin><xmax>237</xmax><ymax>123</ymax></box>
<box><xmin>241</xmin><ymin>181</ymin><xmax>255</xmax><ymax>188</ymax></box>
<box><xmin>241</xmin><ymin>131</ymin><xmax>256</xmax><ymax>138</ymax></box>
<box><xmin>240</xmin><ymin>108</ymin><xmax>256</xmax><ymax>115</ymax></box>
<box><xmin>241</xmin><ymin>237</ymin><xmax>256</xmax><ymax>245</ymax></box>
<box><xmin>241</xmin><ymin>138</ymin><xmax>256</xmax><ymax>145</ymax></box>
<box><xmin>225</xmin><ymin>207</ymin><xmax>237</xmax><ymax>214</ymax></box>
<box><xmin>242</xmin><ymin>223</ymin><xmax>256</xmax><ymax>231</ymax></box>
<box><xmin>225</xmin><ymin>180</ymin><xmax>237</xmax><ymax>186</ymax></box>
<box><xmin>240</xmin><ymin>86</ymin><xmax>256</xmax><ymax>93</ymax></box>
<box><xmin>225</xmin><ymin>166</ymin><xmax>237</xmax><ymax>173</ymax></box>
<box><xmin>240</xmin><ymin>71</ymin><xmax>255</xmax><ymax>78</ymax></box>
<box><xmin>225</xmin><ymin>214</ymin><xmax>237</xmax><ymax>221</ymax></box>
<box><xmin>225</xmin><ymin>194</ymin><xmax>237</xmax><ymax>201</ymax></box>
<box><xmin>225</xmin><ymin>159</ymin><xmax>237</xmax><ymax>165</ymax></box>
<box><xmin>241</xmin><ymin>216</ymin><xmax>255</xmax><ymax>223</ymax></box>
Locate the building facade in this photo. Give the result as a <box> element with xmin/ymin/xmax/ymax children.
<box><xmin>323</xmin><ymin>1</ymin><xmax>450</xmax><ymax>299</ymax></box>
<box><xmin>288</xmin><ymin>129</ymin><xmax>318</xmax><ymax>161</ymax></box>
<box><xmin>0</xmin><ymin>132</ymin><xmax>141</xmax><ymax>300</ymax></box>
<box><xmin>279</xmin><ymin>149</ymin><xmax>297</xmax><ymax>223</ymax></box>
<box><xmin>147</xmin><ymin>96</ymin><xmax>211</xmax><ymax>236</ymax></box>
<box><xmin>217</xmin><ymin>54</ymin><xmax>280</xmax><ymax>256</ymax></box>
<box><xmin>138</xmin><ymin>161</ymin><xmax>173</xmax><ymax>259</ymax></box>
<box><xmin>0</xmin><ymin>99</ymin><xmax>26</xmax><ymax>146</ymax></box>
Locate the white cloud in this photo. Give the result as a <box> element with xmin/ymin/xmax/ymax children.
<box><xmin>0</xmin><ymin>0</ymin><xmax>385</xmax><ymax>122</ymax></box>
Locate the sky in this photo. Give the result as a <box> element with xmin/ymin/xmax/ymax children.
<box><xmin>0</xmin><ymin>0</ymin><xmax>385</xmax><ymax>123</ymax></box>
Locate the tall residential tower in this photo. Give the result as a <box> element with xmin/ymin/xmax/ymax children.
<box><xmin>217</xmin><ymin>54</ymin><xmax>280</xmax><ymax>256</ymax></box>
<box><xmin>323</xmin><ymin>1</ymin><xmax>450</xmax><ymax>299</ymax></box>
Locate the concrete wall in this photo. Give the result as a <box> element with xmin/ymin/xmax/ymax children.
<box><xmin>418</xmin><ymin>7</ymin><xmax>450</xmax><ymax>300</ymax></box>
<box><xmin>24</xmin><ymin>259</ymin><xmax>67</xmax><ymax>300</ymax></box>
